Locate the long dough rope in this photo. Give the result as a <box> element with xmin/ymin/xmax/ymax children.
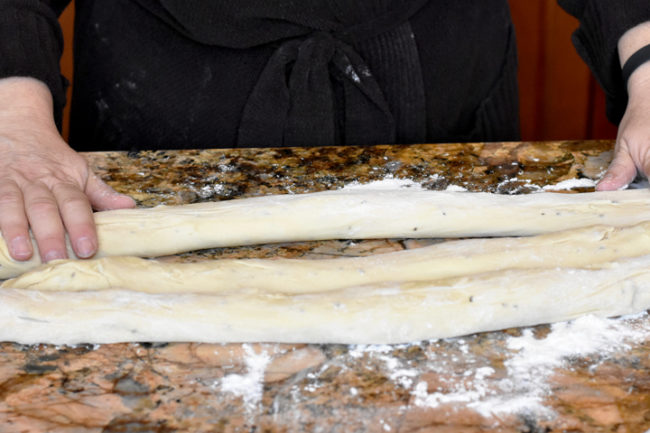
<box><xmin>5</xmin><ymin>222</ymin><xmax>650</xmax><ymax>294</ymax></box>
<box><xmin>1</xmin><ymin>255</ymin><xmax>649</xmax><ymax>344</ymax></box>
<box><xmin>2</xmin><ymin>188</ymin><xmax>650</xmax><ymax>279</ymax></box>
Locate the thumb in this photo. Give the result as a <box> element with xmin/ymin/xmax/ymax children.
<box><xmin>596</xmin><ymin>143</ymin><xmax>637</xmax><ymax>191</ymax></box>
<box><xmin>85</xmin><ymin>174</ymin><xmax>136</xmax><ymax>211</ymax></box>
<box><xmin>639</xmin><ymin>139</ymin><xmax>650</xmax><ymax>182</ymax></box>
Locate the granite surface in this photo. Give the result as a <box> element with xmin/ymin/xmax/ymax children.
<box><xmin>1</xmin><ymin>140</ymin><xmax>649</xmax><ymax>433</ymax></box>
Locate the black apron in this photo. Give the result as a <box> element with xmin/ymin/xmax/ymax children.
<box><xmin>69</xmin><ymin>0</ymin><xmax>519</xmax><ymax>150</ymax></box>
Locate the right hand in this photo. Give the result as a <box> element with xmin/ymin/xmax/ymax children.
<box><xmin>0</xmin><ymin>77</ymin><xmax>135</xmax><ymax>263</ymax></box>
<box><xmin>595</xmin><ymin>65</ymin><xmax>650</xmax><ymax>191</ymax></box>
<box><xmin>597</xmin><ymin>21</ymin><xmax>650</xmax><ymax>191</ymax></box>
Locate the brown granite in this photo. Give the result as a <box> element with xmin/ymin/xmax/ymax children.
<box><xmin>86</xmin><ymin>140</ymin><xmax>614</xmax><ymax>206</ymax></box>
<box><xmin>1</xmin><ymin>140</ymin><xmax>649</xmax><ymax>433</ymax></box>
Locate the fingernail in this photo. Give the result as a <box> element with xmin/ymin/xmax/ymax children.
<box><xmin>9</xmin><ymin>237</ymin><xmax>32</xmax><ymax>260</ymax></box>
<box><xmin>44</xmin><ymin>250</ymin><xmax>66</xmax><ymax>263</ymax></box>
<box><xmin>75</xmin><ymin>237</ymin><xmax>96</xmax><ymax>258</ymax></box>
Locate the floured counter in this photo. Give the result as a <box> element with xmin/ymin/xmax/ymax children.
<box><xmin>0</xmin><ymin>140</ymin><xmax>648</xmax><ymax>433</ymax></box>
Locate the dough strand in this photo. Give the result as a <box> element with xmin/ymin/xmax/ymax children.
<box><xmin>2</xmin><ymin>188</ymin><xmax>650</xmax><ymax>279</ymax></box>
<box><xmin>1</xmin><ymin>254</ymin><xmax>648</xmax><ymax>345</ymax></box>
<box><xmin>5</xmin><ymin>222</ymin><xmax>650</xmax><ymax>294</ymax></box>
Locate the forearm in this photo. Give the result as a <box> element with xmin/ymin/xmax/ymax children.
<box><xmin>618</xmin><ymin>21</ymin><xmax>650</xmax><ymax>93</ymax></box>
<box><xmin>0</xmin><ymin>1</ymin><xmax>70</xmax><ymax>127</ymax></box>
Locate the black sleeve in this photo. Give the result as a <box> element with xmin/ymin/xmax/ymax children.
<box><xmin>0</xmin><ymin>0</ymin><xmax>72</xmax><ymax>128</ymax></box>
<box><xmin>557</xmin><ymin>0</ymin><xmax>650</xmax><ymax>124</ymax></box>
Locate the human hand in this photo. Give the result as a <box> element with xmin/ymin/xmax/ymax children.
<box><xmin>597</xmin><ymin>22</ymin><xmax>650</xmax><ymax>191</ymax></box>
<box><xmin>596</xmin><ymin>64</ymin><xmax>650</xmax><ymax>191</ymax></box>
<box><xmin>0</xmin><ymin>77</ymin><xmax>135</xmax><ymax>262</ymax></box>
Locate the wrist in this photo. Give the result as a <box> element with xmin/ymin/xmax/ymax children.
<box><xmin>618</xmin><ymin>21</ymin><xmax>650</xmax><ymax>93</ymax></box>
<box><xmin>626</xmin><ymin>57</ymin><xmax>650</xmax><ymax>92</ymax></box>
<box><xmin>625</xmin><ymin>64</ymin><xmax>650</xmax><ymax>112</ymax></box>
<box><xmin>0</xmin><ymin>76</ymin><xmax>56</xmax><ymax>125</ymax></box>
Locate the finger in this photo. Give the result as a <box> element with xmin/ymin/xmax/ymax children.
<box><xmin>0</xmin><ymin>179</ymin><xmax>33</xmax><ymax>260</ymax></box>
<box><xmin>22</xmin><ymin>182</ymin><xmax>68</xmax><ymax>262</ymax></box>
<box><xmin>596</xmin><ymin>145</ymin><xmax>637</xmax><ymax>191</ymax></box>
<box><xmin>85</xmin><ymin>174</ymin><xmax>136</xmax><ymax>211</ymax></box>
<box><xmin>52</xmin><ymin>182</ymin><xmax>97</xmax><ymax>259</ymax></box>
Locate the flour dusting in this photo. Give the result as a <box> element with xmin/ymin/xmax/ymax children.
<box><xmin>412</xmin><ymin>313</ymin><xmax>650</xmax><ymax>418</ymax></box>
<box><xmin>340</xmin><ymin>175</ymin><xmax>470</xmax><ymax>192</ymax></box>
<box><xmin>339</xmin><ymin>175</ymin><xmax>609</xmax><ymax>194</ymax></box>
<box><xmin>445</xmin><ymin>184</ymin><xmax>468</xmax><ymax>192</ymax></box>
<box><xmin>220</xmin><ymin>344</ymin><xmax>271</xmax><ymax>411</ymax></box>
<box><xmin>340</xmin><ymin>175</ymin><xmax>424</xmax><ymax>191</ymax></box>
<box><xmin>348</xmin><ymin>344</ymin><xmax>423</xmax><ymax>389</ymax></box>
<box><xmin>542</xmin><ymin>178</ymin><xmax>597</xmax><ymax>191</ymax></box>
<box><xmin>413</xmin><ymin>366</ymin><xmax>495</xmax><ymax>408</ymax></box>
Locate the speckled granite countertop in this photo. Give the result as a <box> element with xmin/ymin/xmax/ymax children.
<box><xmin>1</xmin><ymin>141</ymin><xmax>648</xmax><ymax>433</ymax></box>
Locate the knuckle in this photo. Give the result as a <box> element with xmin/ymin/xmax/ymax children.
<box><xmin>0</xmin><ymin>188</ymin><xmax>22</xmax><ymax>208</ymax></box>
<box><xmin>27</xmin><ymin>196</ymin><xmax>58</xmax><ymax>216</ymax></box>
<box><xmin>50</xmin><ymin>181</ymin><xmax>81</xmax><ymax>194</ymax></box>
<box><xmin>54</xmin><ymin>191</ymin><xmax>88</xmax><ymax>212</ymax></box>
<box><xmin>57</xmin><ymin>197</ymin><xmax>88</xmax><ymax>215</ymax></box>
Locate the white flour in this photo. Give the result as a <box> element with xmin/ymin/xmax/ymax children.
<box><xmin>348</xmin><ymin>343</ymin><xmax>421</xmax><ymax>389</ymax></box>
<box><xmin>444</xmin><ymin>184</ymin><xmax>468</xmax><ymax>192</ymax></box>
<box><xmin>340</xmin><ymin>175</ymin><xmax>425</xmax><ymax>191</ymax></box>
<box><xmin>218</xmin><ymin>314</ymin><xmax>648</xmax><ymax>422</ymax></box>
<box><xmin>542</xmin><ymin>178</ymin><xmax>597</xmax><ymax>191</ymax></box>
<box><xmin>339</xmin><ymin>315</ymin><xmax>649</xmax><ymax>420</ymax></box>
<box><xmin>340</xmin><ymin>174</ymin><xmax>601</xmax><ymax>193</ymax></box>
<box><xmin>495</xmin><ymin>176</ymin><xmax>598</xmax><ymax>193</ymax></box>
<box><xmin>340</xmin><ymin>174</ymin><xmax>472</xmax><ymax>192</ymax></box>
<box><xmin>412</xmin><ymin>313</ymin><xmax>650</xmax><ymax>418</ymax></box>
<box><xmin>219</xmin><ymin>344</ymin><xmax>271</xmax><ymax>411</ymax></box>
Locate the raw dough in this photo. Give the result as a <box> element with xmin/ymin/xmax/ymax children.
<box><xmin>2</xmin><ymin>188</ymin><xmax>650</xmax><ymax>344</ymax></box>
<box><xmin>1</xmin><ymin>254</ymin><xmax>648</xmax><ymax>344</ymax></box>
<box><xmin>5</xmin><ymin>222</ymin><xmax>650</xmax><ymax>294</ymax></box>
<box><xmin>2</xmin><ymin>188</ymin><xmax>650</xmax><ymax>279</ymax></box>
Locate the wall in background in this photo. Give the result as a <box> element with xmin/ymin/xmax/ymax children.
<box><xmin>508</xmin><ymin>0</ymin><xmax>617</xmax><ymax>140</ymax></box>
<box><xmin>57</xmin><ymin>1</ymin><xmax>618</xmax><ymax>143</ymax></box>
<box><xmin>59</xmin><ymin>3</ymin><xmax>74</xmax><ymax>141</ymax></box>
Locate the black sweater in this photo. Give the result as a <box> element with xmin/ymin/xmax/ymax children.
<box><xmin>0</xmin><ymin>0</ymin><xmax>649</xmax><ymax>150</ymax></box>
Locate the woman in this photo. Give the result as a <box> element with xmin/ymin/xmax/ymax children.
<box><xmin>0</xmin><ymin>0</ymin><xmax>649</xmax><ymax>263</ymax></box>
